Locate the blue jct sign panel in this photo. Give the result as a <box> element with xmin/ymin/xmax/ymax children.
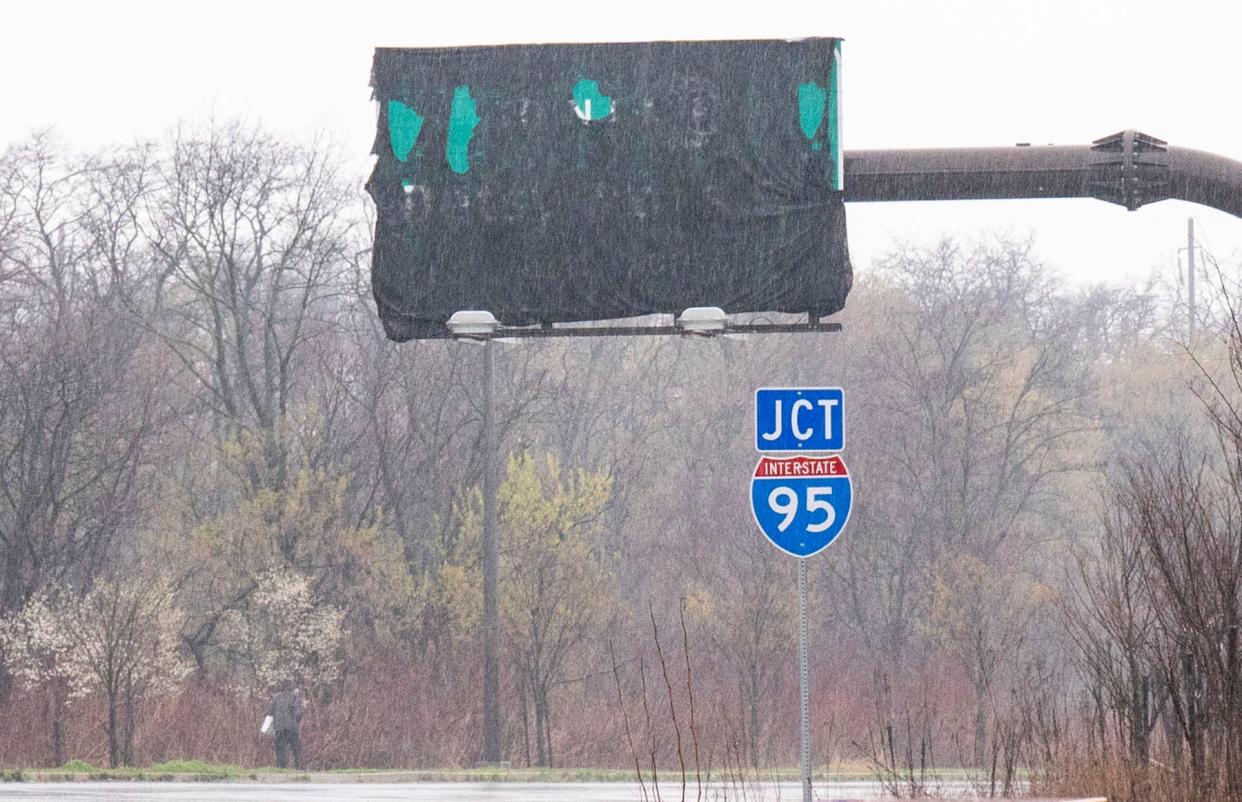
<box><xmin>755</xmin><ymin>387</ymin><xmax>844</xmax><ymax>452</ymax></box>
<box><xmin>750</xmin><ymin>455</ymin><xmax>852</xmax><ymax>558</ymax></box>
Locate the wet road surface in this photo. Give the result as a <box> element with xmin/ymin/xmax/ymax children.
<box><xmin>0</xmin><ymin>779</ymin><xmax>964</xmax><ymax>801</ymax></box>
<box><xmin>1</xmin><ymin>782</ymin><xmax>636</xmax><ymax>801</ymax></box>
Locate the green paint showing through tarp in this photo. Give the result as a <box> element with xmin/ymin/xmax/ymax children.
<box><xmin>387</xmin><ymin>100</ymin><xmax>424</xmax><ymax>163</ymax></box>
<box><xmin>794</xmin><ymin>43</ymin><xmax>843</xmax><ymax>186</ymax></box>
<box><xmin>446</xmin><ymin>86</ymin><xmax>480</xmax><ymax>174</ymax></box>
<box><xmin>828</xmin><ymin>41</ymin><xmax>843</xmax><ymax>190</ymax></box>
<box><xmin>797</xmin><ymin>82</ymin><xmax>827</xmax><ymax>149</ymax></box>
<box><xmin>572</xmin><ymin>79</ymin><xmax>614</xmax><ymax>122</ymax></box>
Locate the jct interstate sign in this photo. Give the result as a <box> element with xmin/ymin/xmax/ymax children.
<box><xmin>750</xmin><ymin>387</ymin><xmax>851</xmax><ymax>558</ymax></box>
<box><xmin>750</xmin><ymin>454</ymin><xmax>852</xmax><ymax>558</ymax></box>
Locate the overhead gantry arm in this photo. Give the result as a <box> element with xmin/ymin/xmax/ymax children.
<box><xmin>843</xmin><ymin>130</ymin><xmax>1242</xmax><ymax>219</ymax></box>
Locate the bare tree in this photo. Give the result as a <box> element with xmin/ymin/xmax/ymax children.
<box><xmin>689</xmin><ymin>512</ymin><xmax>796</xmax><ymax>769</ymax></box>
<box><xmin>67</xmin><ymin>576</ymin><xmax>189</xmax><ymax>767</ymax></box>
<box><xmin>0</xmin><ymin>134</ymin><xmax>158</xmax><ymax>616</ymax></box>
<box><xmin>146</xmin><ymin>122</ymin><xmax>357</xmax><ymax>495</ymax></box>
<box><xmin>1061</xmin><ymin>258</ymin><xmax>1242</xmax><ymax>801</ymax></box>
<box><xmin>831</xmin><ymin>239</ymin><xmax>1094</xmax><ymax>667</ymax></box>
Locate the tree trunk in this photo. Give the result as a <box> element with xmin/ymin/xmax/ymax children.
<box><xmin>122</xmin><ymin>678</ymin><xmax>135</xmax><ymax>766</ymax></box>
<box><xmin>748</xmin><ymin>664</ymin><xmax>760</xmax><ymax>770</ymax></box>
<box><xmin>974</xmin><ymin>697</ymin><xmax>987</xmax><ymax>770</ymax></box>
<box><xmin>1128</xmin><ymin>674</ymin><xmax>1151</xmax><ymax>802</ymax></box>
<box><xmin>543</xmin><ymin>690</ymin><xmax>553</xmax><ymax>769</ymax></box>
<box><xmin>519</xmin><ymin>673</ymin><xmax>531</xmax><ymax>768</ymax></box>
<box><xmin>1184</xmin><ymin>655</ymin><xmax>1204</xmax><ymax>791</ymax></box>
<box><xmin>107</xmin><ymin>694</ymin><xmax>119</xmax><ymax>769</ymax></box>
<box><xmin>534</xmin><ymin>683</ymin><xmax>550</xmax><ymax>768</ymax></box>
<box><xmin>1160</xmin><ymin>686</ymin><xmax>1183</xmax><ymax>775</ymax></box>
<box><xmin>971</xmin><ymin>634</ymin><xmax>991</xmax><ymax>771</ymax></box>
<box><xmin>47</xmin><ymin>687</ymin><xmax>65</xmax><ymax>767</ymax></box>
<box><xmin>52</xmin><ymin>717</ymin><xmax>64</xmax><ymax>768</ymax></box>
<box><xmin>1225</xmin><ymin>626</ymin><xmax>1242</xmax><ymax>802</ymax></box>
<box><xmin>1130</xmin><ymin>674</ymin><xmax>1150</xmax><ymax>765</ymax></box>
<box><xmin>0</xmin><ymin>553</ymin><xmax>21</xmax><ymax>705</ymax></box>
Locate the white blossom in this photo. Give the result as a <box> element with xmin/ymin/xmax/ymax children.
<box><xmin>69</xmin><ymin>577</ymin><xmax>192</xmax><ymax>701</ymax></box>
<box><xmin>220</xmin><ymin>567</ymin><xmax>344</xmax><ymax>692</ymax></box>
<box><xmin>0</xmin><ymin>586</ymin><xmax>92</xmax><ymax>700</ymax></box>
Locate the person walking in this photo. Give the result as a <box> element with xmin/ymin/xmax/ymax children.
<box><xmin>263</xmin><ymin>679</ymin><xmax>305</xmax><ymax>769</ymax></box>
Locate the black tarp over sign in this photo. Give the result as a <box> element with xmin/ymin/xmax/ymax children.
<box><xmin>367</xmin><ymin>38</ymin><xmax>851</xmax><ymax>341</ymax></box>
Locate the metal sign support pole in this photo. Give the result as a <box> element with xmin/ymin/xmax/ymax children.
<box><xmin>798</xmin><ymin>557</ymin><xmax>812</xmax><ymax>802</ymax></box>
<box><xmin>482</xmin><ymin>338</ymin><xmax>501</xmax><ymax>763</ymax></box>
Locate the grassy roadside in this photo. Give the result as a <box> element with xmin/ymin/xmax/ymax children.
<box><xmin>4</xmin><ymin>764</ymin><xmax>640</xmax><ymax>783</ymax></box>
<box><xmin>3</xmin><ymin>763</ymin><xmax>644</xmax><ymax>783</ymax></box>
<box><xmin>1</xmin><ymin>759</ymin><xmax>983</xmax><ymax>784</ymax></box>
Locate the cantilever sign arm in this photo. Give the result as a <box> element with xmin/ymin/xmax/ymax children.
<box><xmin>842</xmin><ymin>129</ymin><xmax>1242</xmax><ymax>219</ymax></box>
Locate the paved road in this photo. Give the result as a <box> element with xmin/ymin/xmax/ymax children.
<box><xmin>0</xmin><ymin>783</ymin><xmax>637</xmax><ymax>801</ymax></box>
<box><xmin>0</xmin><ymin>779</ymin><xmax>955</xmax><ymax>801</ymax></box>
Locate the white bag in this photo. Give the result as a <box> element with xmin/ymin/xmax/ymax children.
<box><xmin>260</xmin><ymin>715</ymin><xmax>273</xmax><ymax>734</ymax></box>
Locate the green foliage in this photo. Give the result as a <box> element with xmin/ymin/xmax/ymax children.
<box><xmin>442</xmin><ymin>450</ymin><xmax>614</xmax><ymax>636</ymax></box>
<box><xmin>23</xmin><ymin>759</ymin><xmax>258</xmax><ymax>780</ymax></box>
<box><xmin>498</xmin><ymin>449</ymin><xmax>614</xmax><ymax>657</ymax></box>
<box><xmin>145</xmin><ymin>759</ymin><xmax>238</xmax><ymax>774</ymax></box>
<box><xmin>145</xmin><ymin>433</ymin><xmax>414</xmax><ymax>671</ymax></box>
<box><xmin>444</xmin><ymin>450</ymin><xmax>614</xmax><ymax>765</ymax></box>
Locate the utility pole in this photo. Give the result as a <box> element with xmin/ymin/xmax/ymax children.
<box><xmin>482</xmin><ymin>338</ymin><xmax>502</xmax><ymax>764</ymax></box>
<box><xmin>1187</xmin><ymin>217</ymin><xmax>1197</xmax><ymax>345</ymax></box>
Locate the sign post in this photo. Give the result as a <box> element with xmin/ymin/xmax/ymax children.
<box><xmin>752</xmin><ymin>388</ymin><xmax>851</xmax><ymax>802</ymax></box>
<box><xmin>798</xmin><ymin>557</ymin><xmax>811</xmax><ymax>802</ymax></box>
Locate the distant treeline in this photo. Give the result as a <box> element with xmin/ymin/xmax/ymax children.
<box><xmin>0</xmin><ymin>124</ymin><xmax>1239</xmax><ymax>802</ymax></box>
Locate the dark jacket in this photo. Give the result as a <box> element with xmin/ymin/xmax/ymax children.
<box><xmin>266</xmin><ymin>689</ymin><xmax>304</xmax><ymax>732</ymax></box>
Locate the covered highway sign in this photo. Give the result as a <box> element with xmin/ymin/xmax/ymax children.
<box><xmin>367</xmin><ymin>38</ymin><xmax>851</xmax><ymax>340</ymax></box>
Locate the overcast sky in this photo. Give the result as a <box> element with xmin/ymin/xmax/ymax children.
<box><xmin>3</xmin><ymin>0</ymin><xmax>1239</xmax><ymax>288</ymax></box>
